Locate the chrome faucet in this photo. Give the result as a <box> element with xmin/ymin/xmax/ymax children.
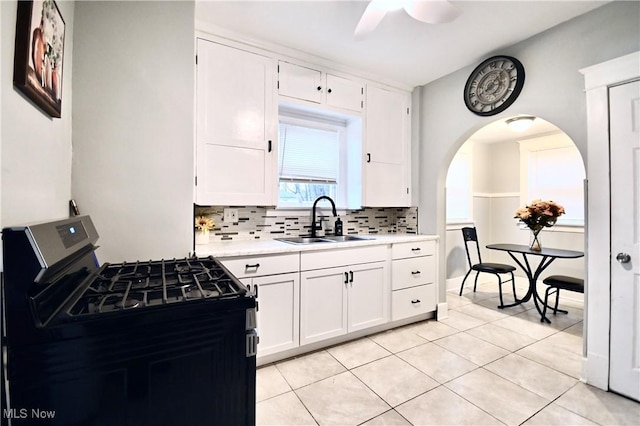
<box><xmin>311</xmin><ymin>196</ymin><xmax>337</xmax><ymax>237</ymax></box>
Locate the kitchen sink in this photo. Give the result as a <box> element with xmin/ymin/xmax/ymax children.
<box><xmin>275</xmin><ymin>235</ymin><xmax>373</xmax><ymax>245</ymax></box>
<box><xmin>275</xmin><ymin>237</ymin><xmax>334</xmax><ymax>245</ymax></box>
<box><xmin>322</xmin><ymin>235</ymin><xmax>372</xmax><ymax>242</ymax></box>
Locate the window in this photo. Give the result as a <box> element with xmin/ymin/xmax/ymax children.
<box><xmin>446</xmin><ymin>149</ymin><xmax>472</xmax><ymax>222</ymax></box>
<box><xmin>277</xmin><ymin>113</ymin><xmax>347</xmax><ymax>208</ymax></box>
<box><xmin>520</xmin><ymin>134</ymin><xmax>585</xmax><ymax>226</ymax></box>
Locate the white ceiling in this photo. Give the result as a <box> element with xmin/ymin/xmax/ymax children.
<box><xmin>195</xmin><ymin>0</ymin><xmax>609</xmax><ymax>88</ymax></box>
<box><xmin>469</xmin><ymin>116</ymin><xmax>562</xmax><ymax>144</ymax></box>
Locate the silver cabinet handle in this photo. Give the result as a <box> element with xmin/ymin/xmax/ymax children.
<box><xmin>616</xmin><ymin>253</ymin><xmax>631</xmax><ymax>263</ymax></box>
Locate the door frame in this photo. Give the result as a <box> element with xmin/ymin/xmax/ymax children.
<box><xmin>580</xmin><ymin>51</ymin><xmax>640</xmax><ymax>391</ymax></box>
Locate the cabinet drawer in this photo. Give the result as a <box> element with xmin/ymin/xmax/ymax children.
<box><xmin>300</xmin><ymin>245</ymin><xmax>388</xmax><ymax>271</ymax></box>
<box><xmin>391</xmin><ymin>256</ymin><xmax>435</xmax><ymax>290</ymax></box>
<box><xmin>220</xmin><ymin>253</ymin><xmax>299</xmax><ymax>278</ymax></box>
<box><xmin>392</xmin><ymin>284</ymin><xmax>436</xmax><ymax>321</ymax></box>
<box><xmin>391</xmin><ymin>240</ymin><xmax>435</xmax><ymax>260</ymax></box>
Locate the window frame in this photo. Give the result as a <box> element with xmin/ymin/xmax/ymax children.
<box><xmin>276</xmin><ymin>112</ymin><xmax>348</xmax><ymax>210</ymax></box>
<box><xmin>446</xmin><ymin>145</ymin><xmax>473</xmax><ymax>223</ymax></box>
<box><xmin>518</xmin><ymin>133</ymin><xmax>586</xmax><ymax>228</ymax></box>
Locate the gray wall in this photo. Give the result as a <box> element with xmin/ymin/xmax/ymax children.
<box><xmin>1</xmin><ymin>1</ymin><xmax>76</xmax><ymax>228</ymax></box>
<box><xmin>418</xmin><ymin>1</ymin><xmax>640</xmax><ymax>302</ymax></box>
<box><xmin>72</xmin><ymin>1</ymin><xmax>195</xmax><ymax>263</ymax></box>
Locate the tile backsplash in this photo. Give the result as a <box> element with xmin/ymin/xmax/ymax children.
<box><xmin>195</xmin><ymin>206</ymin><xmax>418</xmax><ymax>242</ymax></box>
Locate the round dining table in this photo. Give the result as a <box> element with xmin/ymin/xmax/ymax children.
<box><xmin>486</xmin><ymin>243</ymin><xmax>584</xmax><ymax>323</ymax></box>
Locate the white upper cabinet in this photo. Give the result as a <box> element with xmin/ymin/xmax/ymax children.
<box><xmin>278</xmin><ymin>62</ymin><xmax>323</xmax><ymax>103</ymax></box>
<box><xmin>195</xmin><ymin>35</ymin><xmax>411</xmax><ymax>208</ymax></box>
<box><xmin>278</xmin><ymin>61</ymin><xmax>364</xmax><ymax>113</ymax></box>
<box><xmin>363</xmin><ymin>84</ymin><xmax>411</xmax><ymax>207</ymax></box>
<box><xmin>195</xmin><ymin>39</ymin><xmax>277</xmax><ymax>206</ymax></box>
<box><xmin>325</xmin><ymin>74</ymin><xmax>364</xmax><ymax>112</ymax></box>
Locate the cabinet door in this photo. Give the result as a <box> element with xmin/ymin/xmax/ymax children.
<box><xmin>253</xmin><ymin>273</ymin><xmax>300</xmax><ymax>357</ymax></box>
<box><xmin>326</xmin><ymin>74</ymin><xmax>363</xmax><ymax>112</ymax></box>
<box><xmin>300</xmin><ymin>266</ymin><xmax>348</xmax><ymax>345</ymax></box>
<box><xmin>348</xmin><ymin>261</ymin><xmax>389</xmax><ymax>332</ymax></box>
<box><xmin>363</xmin><ymin>85</ymin><xmax>411</xmax><ymax>206</ymax></box>
<box><xmin>278</xmin><ymin>61</ymin><xmax>322</xmax><ymax>103</ymax></box>
<box><xmin>195</xmin><ymin>39</ymin><xmax>277</xmax><ymax>205</ymax></box>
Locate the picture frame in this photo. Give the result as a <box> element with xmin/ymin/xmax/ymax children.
<box><xmin>13</xmin><ymin>0</ymin><xmax>66</xmax><ymax>118</ymax></box>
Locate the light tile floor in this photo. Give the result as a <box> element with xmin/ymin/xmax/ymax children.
<box><xmin>256</xmin><ymin>281</ymin><xmax>640</xmax><ymax>425</ymax></box>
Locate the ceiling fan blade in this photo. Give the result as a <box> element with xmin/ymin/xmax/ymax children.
<box><xmin>354</xmin><ymin>1</ymin><xmax>388</xmax><ymax>38</ymax></box>
<box><xmin>404</xmin><ymin>0</ymin><xmax>461</xmax><ymax>24</ymax></box>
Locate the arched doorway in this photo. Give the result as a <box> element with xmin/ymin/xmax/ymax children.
<box><xmin>440</xmin><ymin>115</ymin><xmax>587</xmax><ymax>380</ymax></box>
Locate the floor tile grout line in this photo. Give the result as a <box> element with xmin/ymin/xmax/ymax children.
<box><xmin>256</xmin><ymin>286</ymin><xmax>588</xmax><ymax>425</ymax></box>
<box><xmin>517</xmin><ymin>381</ymin><xmax>602</xmax><ymax>426</ymax></box>
<box><xmin>448</xmin><ymin>296</ymin><xmax>585</xmax><ymax>383</ymax></box>
<box><xmin>290</xmin><ymin>386</ymin><xmax>320</xmax><ymax>426</ymax></box>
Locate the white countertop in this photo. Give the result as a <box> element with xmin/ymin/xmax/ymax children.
<box><xmin>194</xmin><ymin>234</ymin><xmax>438</xmax><ymax>258</ymax></box>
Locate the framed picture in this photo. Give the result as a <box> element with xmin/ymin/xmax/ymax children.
<box><xmin>13</xmin><ymin>0</ymin><xmax>66</xmax><ymax>118</ymax></box>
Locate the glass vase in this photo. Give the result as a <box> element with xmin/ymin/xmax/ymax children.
<box><xmin>529</xmin><ymin>229</ymin><xmax>542</xmax><ymax>251</ymax></box>
<box><xmin>195</xmin><ymin>229</ymin><xmax>210</xmax><ymax>245</ymax></box>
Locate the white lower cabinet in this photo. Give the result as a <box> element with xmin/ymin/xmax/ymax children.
<box><xmin>217</xmin><ymin>238</ymin><xmax>437</xmax><ymax>361</ymax></box>
<box><xmin>249</xmin><ymin>273</ymin><xmax>300</xmax><ymax>356</ymax></box>
<box><xmin>300</xmin><ymin>266</ymin><xmax>348</xmax><ymax>345</ymax></box>
<box><xmin>220</xmin><ymin>254</ymin><xmax>299</xmax><ymax>358</ymax></box>
<box><xmin>391</xmin><ymin>240</ymin><xmax>437</xmax><ymax>321</ymax></box>
<box><xmin>300</xmin><ymin>246</ymin><xmax>389</xmax><ymax>346</ymax></box>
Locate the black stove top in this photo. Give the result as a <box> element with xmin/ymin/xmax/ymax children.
<box><xmin>67</xmin><ymin>257</ymin><xmax>247</xmax><ymax>317</ymax></box>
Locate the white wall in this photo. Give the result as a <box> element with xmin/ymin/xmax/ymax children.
<box><xmin>72</xmin><ymin>1</ymin><xmax>195</xmax><ymax>263</ymax></box>
<box><xmin>1</xmin><ymin>1</ymin><xmax>75</xmax><ymax>228</ymax></box>
<box><xmin>419</xmin><ymin>1</ymin><xmax>640</xmax><ymax>303</ymax></box>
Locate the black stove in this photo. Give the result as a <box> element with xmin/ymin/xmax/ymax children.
<box><xmin>1</xmin><ymin>216</ymin><xmax>257</xmax><ymax>426</ymax></box>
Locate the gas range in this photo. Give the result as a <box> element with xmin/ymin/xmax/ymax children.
<box><xmin>1</xmin><ymin>215</ymin><xmax>257</xmax><ymax>426</ymax></box>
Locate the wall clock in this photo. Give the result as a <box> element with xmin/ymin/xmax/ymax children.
<box><xmin>463</xmin><ymin>55</ymin><xmax>525</xmax><ymax>116</ymax></box>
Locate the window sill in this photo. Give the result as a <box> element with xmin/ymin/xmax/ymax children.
<box><xmin>517</xmin><ymin>224</ymin><xmax>584</xmax><ymax>234</ymax></box>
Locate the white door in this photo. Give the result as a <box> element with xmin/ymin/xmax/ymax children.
<box><xmin>609</xmin><ymin>80</ymin><xmax>640</xmax><ymax>401</ymax></box>
<box><xmin>195</xmin><ymin>39</ymin><xmax>277</xmax><ymax>206</ymax></box>
<box><xmin>278</xmin><ymin>61</ymin><xmax>322</xmax><ymax>103</ymax></box>
<box><xmin>325</xmin><ymin>74</ymin><xmax>363</xmax><ymax>112</ymax></box>
<box><xmin>300</xmin><ymin>267</ymin><xmax>348</xmax><ymax>345</ymax></box>
<box><xmin>348</xmin><ymin>261</ymin><xmax>389</xmax><ymax>332</ymax></box>
<box><xmin>363</xmin><ymin>85</ymin><xmax>411</xmax><ymax>207</ymax></box>
<box><xmin>253</xmin><ymin>273</ymin><xmax>300</xmax><ymax>358</ymax></box>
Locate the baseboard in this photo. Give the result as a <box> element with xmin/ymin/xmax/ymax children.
<box><xmin>437</xmin><ymin>302</ymin><xmax>449</xmax><ymax>320</ymax></box>
<box><xmin>446</xmin><ymin>276</ymin><xmax>463</xmax><ymax>292</ymax></box>
<box><xmin>584</xmin><ymin>351</ymin><xmax>609</xmax><ymax>391</ymax></box>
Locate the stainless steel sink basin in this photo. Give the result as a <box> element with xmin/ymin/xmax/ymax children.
<box><xmin>322</xmin><ymin>235</ymin><xmax>372</xmax><ymax>242</ymax></box>
<box><xmin>275</xmin><ymin>235</ymin><xmax>373</xmax><ymax>245</ymax></box>
<box><xmin>275</xmin><ymin>237</ymin><xmax>334</xmax><ymax>245</ymax></box>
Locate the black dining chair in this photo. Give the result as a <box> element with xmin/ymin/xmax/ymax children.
<box><xmin>541</xmin><ymin>275</ymin><xmax>584</xmax><ymax>322</ymax></box>
<box><xmin>460</xmin><ymin>227</ymin><xmax>517</xmax><ymax>308</ymax></box>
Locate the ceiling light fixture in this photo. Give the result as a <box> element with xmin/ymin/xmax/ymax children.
<box><xmin>506</xmin><ymin>116</ymin><xmax>536</xmax><ymax>132</ymax></box>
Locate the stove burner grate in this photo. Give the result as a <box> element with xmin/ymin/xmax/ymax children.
<box><xmin>65</xmin><ymin>257</ymin><xmax>245</xmax><ymax>317</ymax></box>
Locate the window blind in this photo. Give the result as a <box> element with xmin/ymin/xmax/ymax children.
<box><xmin>528</xmin><ymin>146</ymin><xmax>585</xmax><ymax>225</ymax></box>
<box><xmin>278</xmin><ymin>123</ymin><xmax>339</xmax><ymax>183</ymax></box>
